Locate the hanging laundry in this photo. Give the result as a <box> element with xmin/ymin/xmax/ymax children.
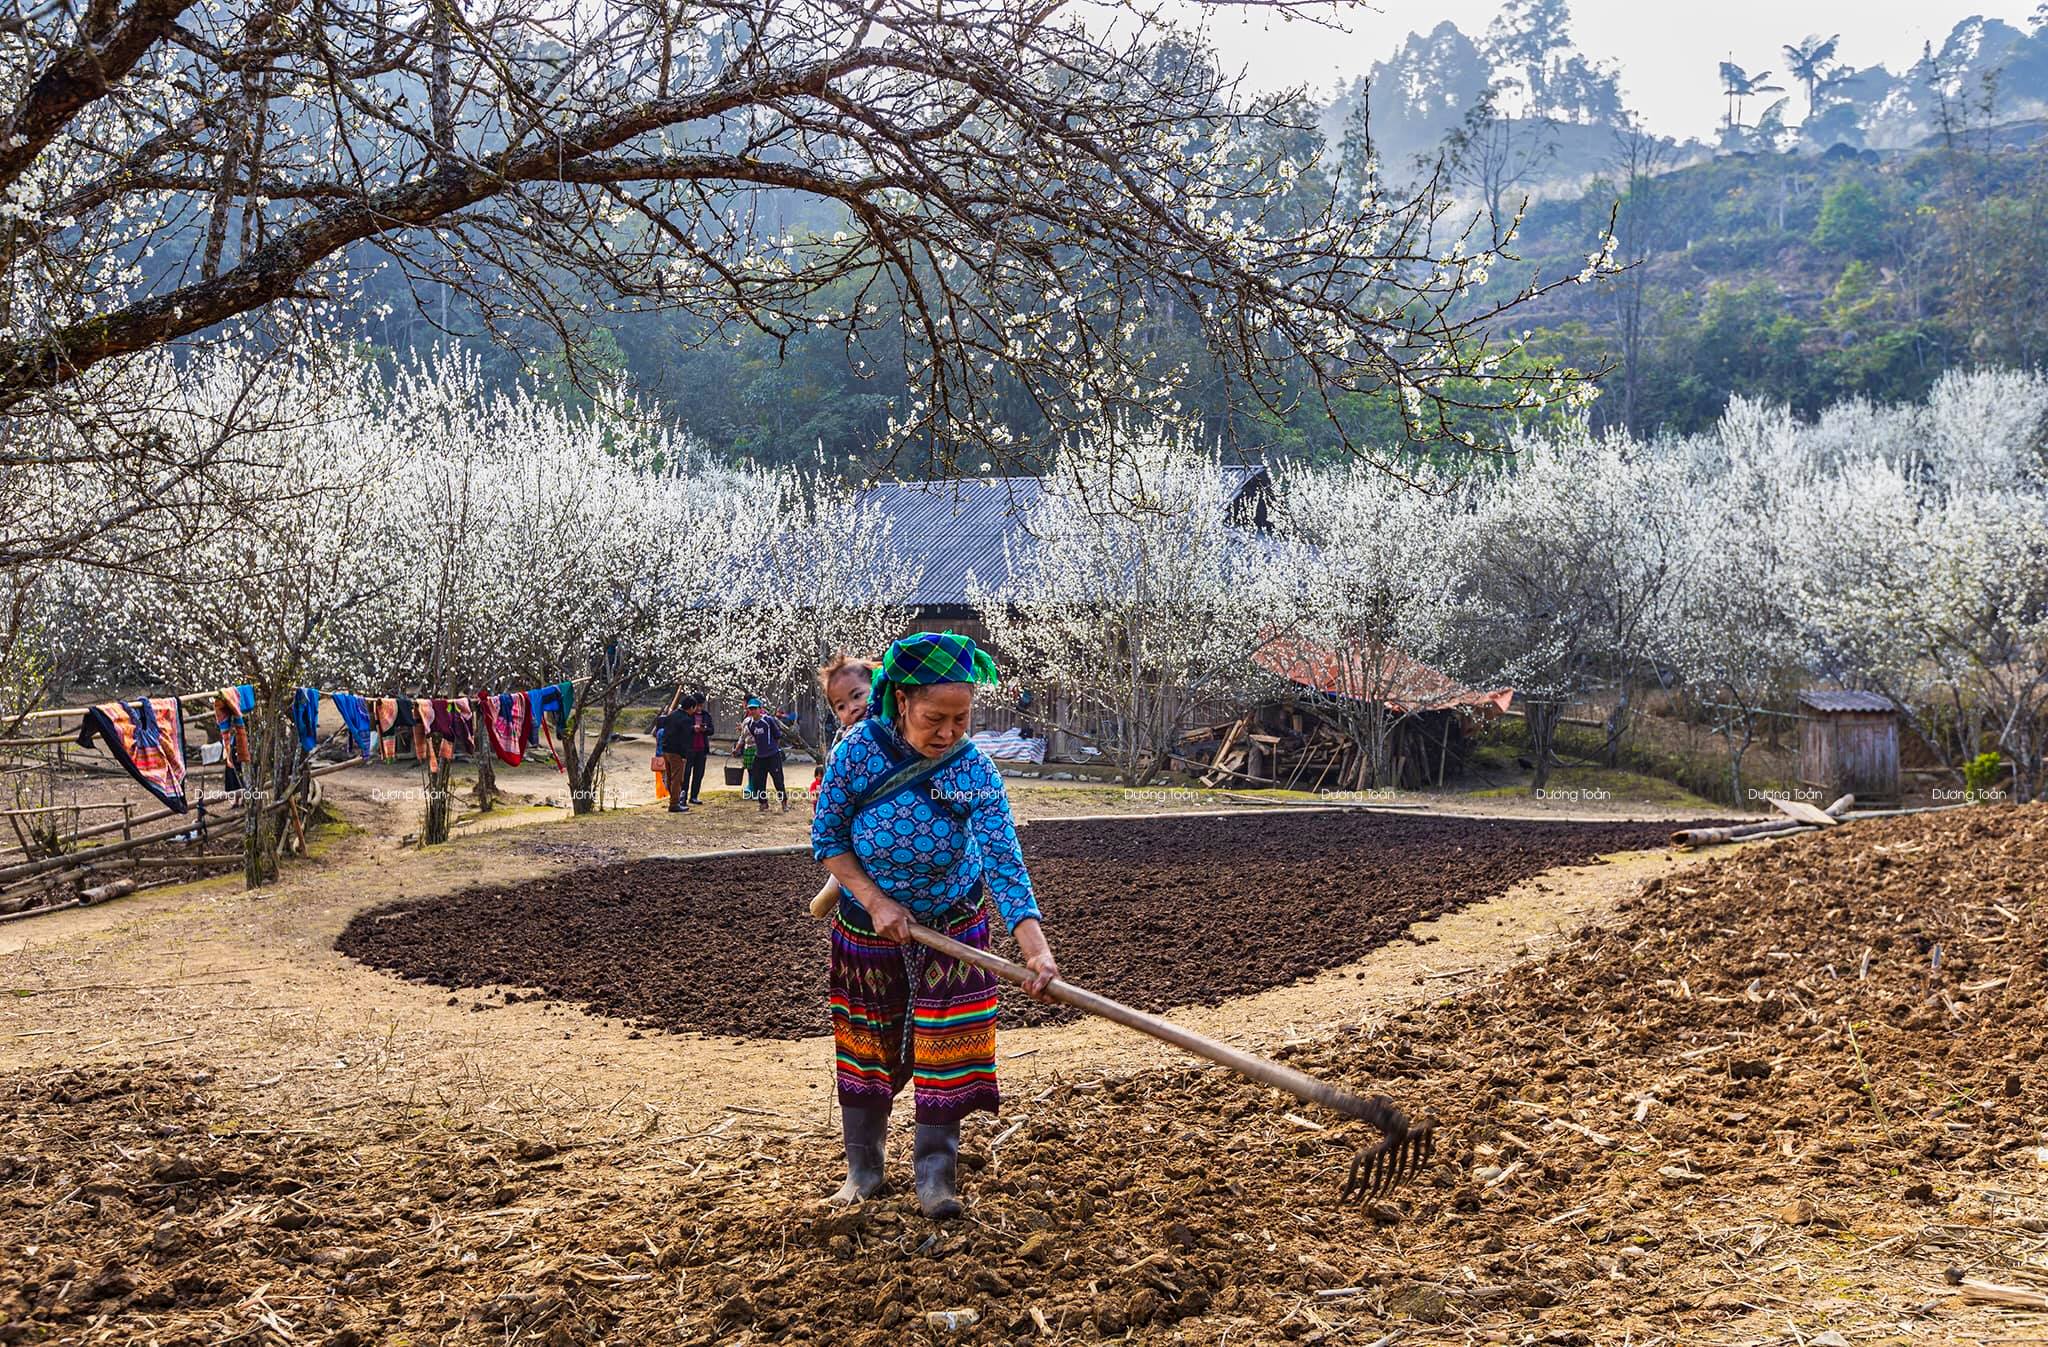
<box><xmin>374</xmin><ymin>698</ymin><xmax>401</xmax><ymax>762</ymax></box>
<box><xmin>450</xmin><ymin>697</ymin><xmax>478</xmax><ymax>754</ymax></box>
<box><xmin>526</xmin><ymin>685</ymin><xmax>568</xmax><ymax>772</ymax></box>
<box><xmin>412</xmin><ymin>698</ymin><xmax>437</xmax><ymax>767</ymax></box>
<box><xmin>290</xmin><ymin>687</ymin><xmax>321</xmax><ymax>754</ymax></box>
<box><xmin>77</xmin><ymin>697</ymin><xmax>189</xmax><ymax>813</ymax></box>
<box><xmin>390</xmin><ymin>695</ymin><xmax>418</xmax><ymax>761</ymax></box>
<box><xmin>426</xmin><ymin>697</ymin><xmax>475</xmax><ymax>759</ymax></box>
<box><xmin>234</xmin><ymin>684</ymin><xmax>255</xmax><ymax>714</ymax></box>
<box><xmin>212</xmin><ymin>690</ymin><xmax>251</xmax><ymax>794</ymax></box>
<box><xmin>328</xmin><ymin>692</ymin><xmax>377</xmax><ymax>762</ymax></box>
<box><xmin>556</xmin><ymin>679</ymin><xmax>575</xmax><ymax>731</ymax></box>
<box><xmin>480</xmin><ymin>692</ymin><xmax>531</xmax><ymax>767</ymax></box>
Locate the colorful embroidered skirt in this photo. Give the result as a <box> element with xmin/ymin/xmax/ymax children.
<box><xmin>829</xmin><ymin>893</ymin><xmax>1001</xmax><ymax>1124</ymax></box>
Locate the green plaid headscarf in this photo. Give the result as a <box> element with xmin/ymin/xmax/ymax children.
<box><xmin>871</xmin><ymin>631</ymin><xmax>1000</xmax><ymax>722</ymax></box>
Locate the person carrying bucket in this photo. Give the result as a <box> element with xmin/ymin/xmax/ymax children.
<box><xmin>736</xmin><ymin>697</ymin><xmax>795</xmax><ymax>812</ymax></box>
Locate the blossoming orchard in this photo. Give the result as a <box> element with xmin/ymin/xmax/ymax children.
<box><xmin>4</xmin><ymin>0</ymin><xmax>2048</xmax><ymax>1340</ymax></box>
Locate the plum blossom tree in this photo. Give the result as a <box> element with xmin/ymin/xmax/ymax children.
<box><xmin>1654</xmin><ymin>371</ymin><xmax>2048</xmax><ymax>804</ymax></box>
<box><xmin>712</xmin><ymin>472</ymin><xmax>919</xmax><ymax>751</ymax></box>
<box><xmin>482</xmin><ymin>420</ymin><xmax>744</xmax><ymax>823</ymax></box>
<box><xmin>361</xmin><ymin>354</ymin><xmax>755</xmax><ymax>832</ymax></box>
<box><xmin>1796</xmin><ymin>450</ymin><xmax>2048</xmax><ymax>803</ymax></box>
<box><xmin>1439</xmin><ymin>430</ymin><xmax>1699</xmax><ymax>791</ymax></box>
<box><xmin>1662</xmin><ymin>404</ymin><xmax>1809</xmax><ymax>805</ymax></box>
<box><xmin>0</xmin><ymin>344</ymin><xmax>338</xmax><ymax>736</ymax></box>
<box><xmin>973</xmin><ymin>426</ymin><xmax>1276</xmax><ymax>785</ymax></box>
<box><xmin>60</xmin><ymin>347</ymin><xmax>394</xmax><ymax>885</ymax></box>
<box><xmin>1268</xmin><ymin>461</ymin><xmax>1465</xmax><ymax>787</ymax></box>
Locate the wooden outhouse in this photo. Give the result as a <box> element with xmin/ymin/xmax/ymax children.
<box><xmin>1797</xmin><ymin>690</ymin><xmax>1900</xmax><ymax>803</ymax></box>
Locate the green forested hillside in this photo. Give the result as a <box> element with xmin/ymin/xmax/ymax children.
<box><xmin>1497</xmin><ymin>122</ymin><xmax>2048</xmax><ymax>436</ymax></box>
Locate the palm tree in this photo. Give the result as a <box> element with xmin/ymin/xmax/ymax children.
<box><xmin>1782</xmin><ymin>34</ymin><xmax>1842</xmax><ymax>119</ymax></box>
<box><xmin>1719</xmin><ymin>60</ymin><xmax>1786</xmax><ymax>132</ymax></box>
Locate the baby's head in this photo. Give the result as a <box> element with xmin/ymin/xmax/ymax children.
<box><xmin>817</xmin><ymin>654</ymin><xmax>875</xmax><ymax>728</ymax></box>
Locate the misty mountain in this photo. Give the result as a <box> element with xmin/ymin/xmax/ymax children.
<box><xmin>1325</xmin><ymin>8</ymin><xmax>2048</xmax><ymax>197</ymax></box>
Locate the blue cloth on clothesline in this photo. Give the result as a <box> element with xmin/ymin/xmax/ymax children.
<box><xmin>328</xmin><ymin>691</ymin><xmax>376</xmax><ymax>761</ymax></box>
<box><xmin>290</xmin><ymin>687</ymin><xmax>321</xmax><ymax>753</ymax></box>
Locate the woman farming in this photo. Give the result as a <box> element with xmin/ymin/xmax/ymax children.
<box><xmin>811</xmin><ymin>631</ymin><xmax>1058</xmax><ymax>1218</ymax></box>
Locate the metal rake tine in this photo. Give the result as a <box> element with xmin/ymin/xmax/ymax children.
<box><xmin>1343</xmin><ymin>1137</ymin><xmax>1391</xmax><ymax>1202</ymax></box>
<box><xmin>1340</xmin><ymin>1119</ymin><xmax>1436</xmax><ymax>1202</ymax></box>
<box><xmin>1398</xmin><ymin>1123</ymin><xmax>1435</xmax><ymax>1187</ymax></box>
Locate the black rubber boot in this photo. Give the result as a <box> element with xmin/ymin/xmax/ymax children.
<box><xmin>914</xmin><ymin>1122</ymin><xmax>963</xmax><ymax>1219</ymax></box>
<box><xmin>830</xmin><ymin>1105</ymin><xmax>889</xmax><ymax>1204</ymax></box>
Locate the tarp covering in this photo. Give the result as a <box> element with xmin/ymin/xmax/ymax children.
<box><xmin>1254</xmin><ymin>635</ymin><xmax>1513</xmax><ymax>716</ymax></box>
<box><xmin>970</xmin><ymin>727</ymin><xmax>1048</xmax><ymax>763</ymax></box>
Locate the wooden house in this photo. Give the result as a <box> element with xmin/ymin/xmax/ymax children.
<box><xmin>1797</xmin><ymin>690</ymin><xmax>1900</xmax><ymax>803</ymax></box>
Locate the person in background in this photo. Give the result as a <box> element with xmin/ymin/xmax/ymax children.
<box><xmin>679</xmin><ymin>691</ymin><xmax>715</xmax><ymax>806</ymax></box>
<box><xmin>737</xmin><ymin>696</ymin><xmax>794</xmax><ymax>813</ymax></box>
<box><xmin>808</xmin><ymin>653</ymin><xmax>876</xmax><ymax>905</ymax></box>
<box><xmin>655</xmin><ymin>692</ymin><xmax>694</xmax><ymax>814</ymax></box>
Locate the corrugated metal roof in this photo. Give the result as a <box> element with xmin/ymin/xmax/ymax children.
<box><xmin>860</xmin><ymin>467</ymin><xmax>1267</xmax><ymax>609</ymax></box>
<box><xmin>1255</xmin><ymin>634</ymin><xmax>1515</xmax><ymax>715</ymax></box>
<box><xmin>1797</xmin><ymin>689</ymin><xmax>1897</xmax><ymax>714</ymax></box>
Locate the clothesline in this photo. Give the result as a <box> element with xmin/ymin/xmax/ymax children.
<box><xmin>10</xmin><ymin>676</ymin><xmax>592</xmax><ymax>820</ymax></box>
<box><xmin>16</xmin><ymin>689</ymin><xmax>221</xmax><ymax>723</ymax></box>
<box><xmin>12</xmin><ymin>676</ymin><xmax>591</xmax><ymax>723</ymax></box>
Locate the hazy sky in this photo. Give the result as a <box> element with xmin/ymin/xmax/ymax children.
<box><xmin>1167</xmin><ymin>2</ymin><xmax>2043</xmax><ymax>138</ymax></box>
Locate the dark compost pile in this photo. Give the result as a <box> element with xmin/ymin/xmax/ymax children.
<box><xmin>339</xmin><ymin>811</ymin><xmax>1696</xmax><ymax>1038</ymax></box>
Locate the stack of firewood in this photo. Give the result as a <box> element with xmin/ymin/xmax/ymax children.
<box><xmin>1171</xmin><ymin>716</ymin><xmax>1377</xmax><ymax>790</ymax></box>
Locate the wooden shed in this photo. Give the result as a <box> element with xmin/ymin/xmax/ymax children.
<box><xmin>1798</xmin><ymin>690</ymin><xmax>1900</xmax><ymax>803</ymax></box>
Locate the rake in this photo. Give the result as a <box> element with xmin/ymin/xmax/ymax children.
<box><xmin>816</xmin><ymin>903</ymin><xmax>1435</xmax><ymax>1201</ymax></box>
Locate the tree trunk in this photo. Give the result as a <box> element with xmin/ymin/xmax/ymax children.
<box><xmin>1727</xmin><ymin>714</ymin><xmax>1756</xmax><ymax>809</ymax></box>
<box><xmin>1602</xmin><ymin>684</ymin><xmax>1632</xmax><ymax>768</ymax></box>
<box><xmin>241</xmin><ymin>699</ymin><xmax>282</xmax><ymax>889</ymax></box>
<box><xmin>1527</xmin><ymin>704</ymin><xmax>1560</xmax><ymax>793</ymax></box>
<box><xmin>423</xmin><ymin>756</ymin><xmax>454</xmax><ymax>843</ymax></box>
<box><xmin>563</xmin><ymin>674</ymin><xmax>623</xmax><ymax>815</ymax></box>
<box><xmin>566</xmin><ymin>737</ymin><xmax>599</xmax><ymax>815</ymax></box>
<box><xmin>1366</xmin><ymin>701</ymin><xmax>1392</xmax><ymax>787</ymax></box>
<box><xmin>474</xmin><ymin>750</ymin><xmax>496</xmax><ymax>811</ymax></box>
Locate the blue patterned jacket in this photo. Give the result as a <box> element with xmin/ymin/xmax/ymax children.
<box><xmin>810</xmin><ymin>717</ymin><xmax>1042</xmax><ymax>931</ymax></box>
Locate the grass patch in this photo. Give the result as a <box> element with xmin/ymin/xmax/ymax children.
<box><xmin>1473</xmin><ymin>717</ymin><xmax>1785</xmax><ymax>811</ymax></box>
<box><xmin>1466</xmin><ymin>764</ymin><xmax>1721</xmax><ymax>810</ymax></box>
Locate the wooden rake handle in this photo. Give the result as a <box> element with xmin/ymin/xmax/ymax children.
<box><xmin>900</xmin><ymin>919</ymin><xmax>1409</xmax><ymax>1138</ymax></box>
